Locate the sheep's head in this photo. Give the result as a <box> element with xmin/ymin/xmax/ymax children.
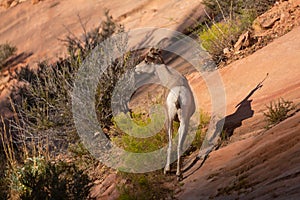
<box><xmin>145</xmin><ymin>47</ymin><xmax>164</xmax><ymax>65</ymax></box>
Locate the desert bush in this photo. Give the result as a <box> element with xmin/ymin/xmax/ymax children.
<box><xmin>264</xmin><ymin>98</ymin><xmax>296</xmax><ymax>128</ymax></box>
<box><xmin>63</xmin><ymin>10</ymin><xmax>140</xmax><ymax>129</ymax></box>
<box><xmin>0</xmin><ymin>117</ymin><xmax>91</xmax><ymax>200</ymax></box>
<box><xmin>199</xmin><ymin>20</ymin><xmax>240</xmax><ymax>61</ymax></box>
<box><xmin>199</xmin><ymin>0</ymin><xmax>276</xmax><ymax>64</ymax></box>
<box><xmin>64</xmin><ymin>10</ymin><xmax>124</xmax><ymax>66</ymax></box>
<box><xmin>9</xmin><ymin>11</ymin><xmax>125</xmax><ymax>148</ymax></box>
<box><xmin>15</xmin><ymin>61</ymin><xmax>75</xmax><ymax>128</ymax></box>
<box><xmin>9</xmin><ymin>156</ymin><xmax>91</xmax><ymax>200</ymax></box>
<box><xmin>95</xmin><ymin>50</ymin><xmax>141</xmax><ymax>129</ymax></box>
<box><xmin>4</xmin><ymin>11</ymin><xmax>124</xmax><ymax>199</ymax></box>
<box><xmin>199</xmin><ymin>10</ymin><xmax>255</xmax><ymax>63</ymax></box>
<box><xmin>0</xmin><ymin>42</ymin><xmax>17</xmax><ymax>68</ymax></box>
<box><xmin>10</xmin><ymin>60</ymin><xmax>79</xmax><ymax>156</ymax></box>
<box><xmin>202</xmin><ymin>0</ymin><xmax>276</xmax><ymax>20</ymax></box>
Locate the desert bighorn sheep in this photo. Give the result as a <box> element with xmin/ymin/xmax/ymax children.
<box><xmin>134</xmin><ymin>48</ymin><xmax>195</xmax><ymax>179</ymax></box>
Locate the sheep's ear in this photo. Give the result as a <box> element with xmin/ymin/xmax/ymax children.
<box><xmin>157</xmin><ymin>37</ymin><xmax>169</xmax><ymax>49</ymax></box>
<box><xmin>149</xmin><ymin>47</ymin><xmax>155</xmax><ymax>53</ymax></box>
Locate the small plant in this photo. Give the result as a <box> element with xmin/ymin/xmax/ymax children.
<box><xmin>188</xmin><ymin>111</ymin><xmax>210</xmax><ymax>151</ymax></box>
<box><xmin>264</xmin><ymin>98</ymin><xmax>296</xmax><ymax>128</ymax></box>
<box><xmin>0</xmin><ymin>42</ymin><xmax>17</xmax><ymax>68</ymax></box>
<box><xmin>117</xmin><ymin>171</ymin><xmax>175</xmax><ymax>200</ymax></box>
<box><xmin>199</xmin><ymin>21</ymin><xmax>239</xmax><ymax>61</ymax></box>
<box><xmin>220</xmin><ymin>130</ymin><xmax>229</xmax><ymax>141</ymax></box>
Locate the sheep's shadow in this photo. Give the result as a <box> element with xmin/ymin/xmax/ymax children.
<box><xmin>222</xmin><ymin>84</ymin><xmax>261</xmax><ymax>138</ymax></box>
<box><xmin>182</xmin><ymin>74</ymin><xmax>268</xmax><ymax>180</ymax></box>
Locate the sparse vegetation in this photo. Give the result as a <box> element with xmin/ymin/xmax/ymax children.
<box><xmin>112</xmin><ymin>110</ymin><xmax>174</xmax><ymax>199</ymax></box>
<box><xmin>198</xmin><ymin>7</ymin><xmax>255</xmax><ymax>63</ymax></box>
<box><xmin>188</xmin><ymin>111</ymin><xmax>210</xmax><ymax>152</ymax></box>
<box><xmin>113</xmin><ymin>104</ymin><xmax>210</xmax><ymax>198</ymax></box>
<box><xmin>0</xmin><ymin>42</ymin><xmax>17</xmax><ymax>68</ymax></box>
<box><xmin>113</xmin><ymin>107</ymin><xmax>210</xmax><ymax>154</ymax></box>
<box><xmin>199</xmin><ymin>20</ymin><xmax>242</xmax><ymax>62</ymax></box>
<box><xmin>198</xmin><ymin>0</ymin><xmax>276</xmax><ymax>64</ymax></box>
<box><xmin>216</xmin><ymin>174</ymin><xmax>251</xmax><ymax>197</ymax></box>
<box><xmin>112</xmin><ymin>108</ymin><xmax>166</xmax><ymax>153</ymax></box>
<box><xmin>264</xmin><ymin>98</ymin><xmax>296</xmax><ymax>128</ymax></box>
<box><xmin>0</xmin><ymin>116</ymin><xmax>91</xmax><ymax>199</ymax></box>
<box><xmin>117</xmin><ymin>171</ymin><xmax>176</xmax><ymax>200</ymax></box>
<box><xmin>202</xmin><ymin>0</ymin><xmax>276</xmax><ymax>19</ymax></box>
<box><xmin>10</xmin><ymin>157</ymin><xmax>91</xmax><ymax>200</ymax></box>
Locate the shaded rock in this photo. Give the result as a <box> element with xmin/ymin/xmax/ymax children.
<box><xmin>31</xmin><ymin>0</ymin><xmax>42</xmax><ymax>4</ymax></box>
<box><xmin>253</xmin><ymin>0</ymin><xmax>300</xmax><ymax>38</ymax></box>
<box><xmin>0</xmin><ymin>0</ymin><xmax>43</xmax><ymax>8</ymax></box>
<box><xmin>9</xmin><ymin>0</ymin><xmax>18</xmax><ymax>7</ymax></box>
<box><xmin>259</xmin><ymin>12</ymin><xmax>281</xmax><ymax>28</ymax></box>
<box><xmin>0</xmin><ymin>0</ymin><xmax>14</xmax><ymax>8</ymax></box>
<box><xmin>234</xmin><ymin>31</ymin><xmax>251</xmax><ymax>51</ymax></box>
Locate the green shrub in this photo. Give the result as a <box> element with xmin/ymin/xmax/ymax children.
<box><xmin>112</xmin><ymin>108</ymin><xmax>167</xmax><ymax>153</ymax></box>
<box><xmin>1</xmin><ymin>118</ymin><xmax>93</xmax><ymax>200</ymax></box>
<box><xmin>264</xmin><ymin>98</ymin><xmax>296</xmax><ymax>128</ymax></box>
<box><xmin>113</xmin><ymin>108</ymin><xmax>210</xmax><ymax>154</ymax></box>
<box><xmin>202</xmin><ymin>0</ymin><xmax>276</xmax><ymax>19</ymax></box>
<box><xmin>9</xmin><ymin>156</ymin><xmax>91</xmax><ymax>200</ymax></box>
<box><xmin>199</xmin><ymin>11</ymin><xmax>255</xmax><ymax>62</ymax></box>
<box><xmin>117</xmin><ymin>171</ymin><xmax>175</xmax><ymax>200</ymax></box>
<box><xmin>0</xmin><ymin>42</ymin><xmax>17</xmax><ymax>68</ymax></box>
<box><xmin>199</xmin><ymin>0</ymin><xmax>274</xmax><ymax>64</ymax></box>
<box><xmin>199</xmin><ymin>21</ymin><xmax>240</xmax><ymax>60</ymax></box>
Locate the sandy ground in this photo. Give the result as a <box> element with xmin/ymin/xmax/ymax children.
<box><xmin>0</xmin><ymin>0</ymin><xmax>300</xmax><ymax>199</ymax></box>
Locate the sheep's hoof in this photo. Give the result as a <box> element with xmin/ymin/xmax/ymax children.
<box><xmin>177</xmin><ymin>174</ymin><xmax>183</xmax><ymax>181</ymax></box>
<box><xmin>164</xmin><ymin>167</ymin><xmax>170</xmax><ymax>175</ymax></box>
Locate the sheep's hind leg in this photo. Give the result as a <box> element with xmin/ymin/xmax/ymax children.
<box><xmin>176</xmin><ymin>109</ymin><xmax>189</xmax><ymax>181</ymax></box>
